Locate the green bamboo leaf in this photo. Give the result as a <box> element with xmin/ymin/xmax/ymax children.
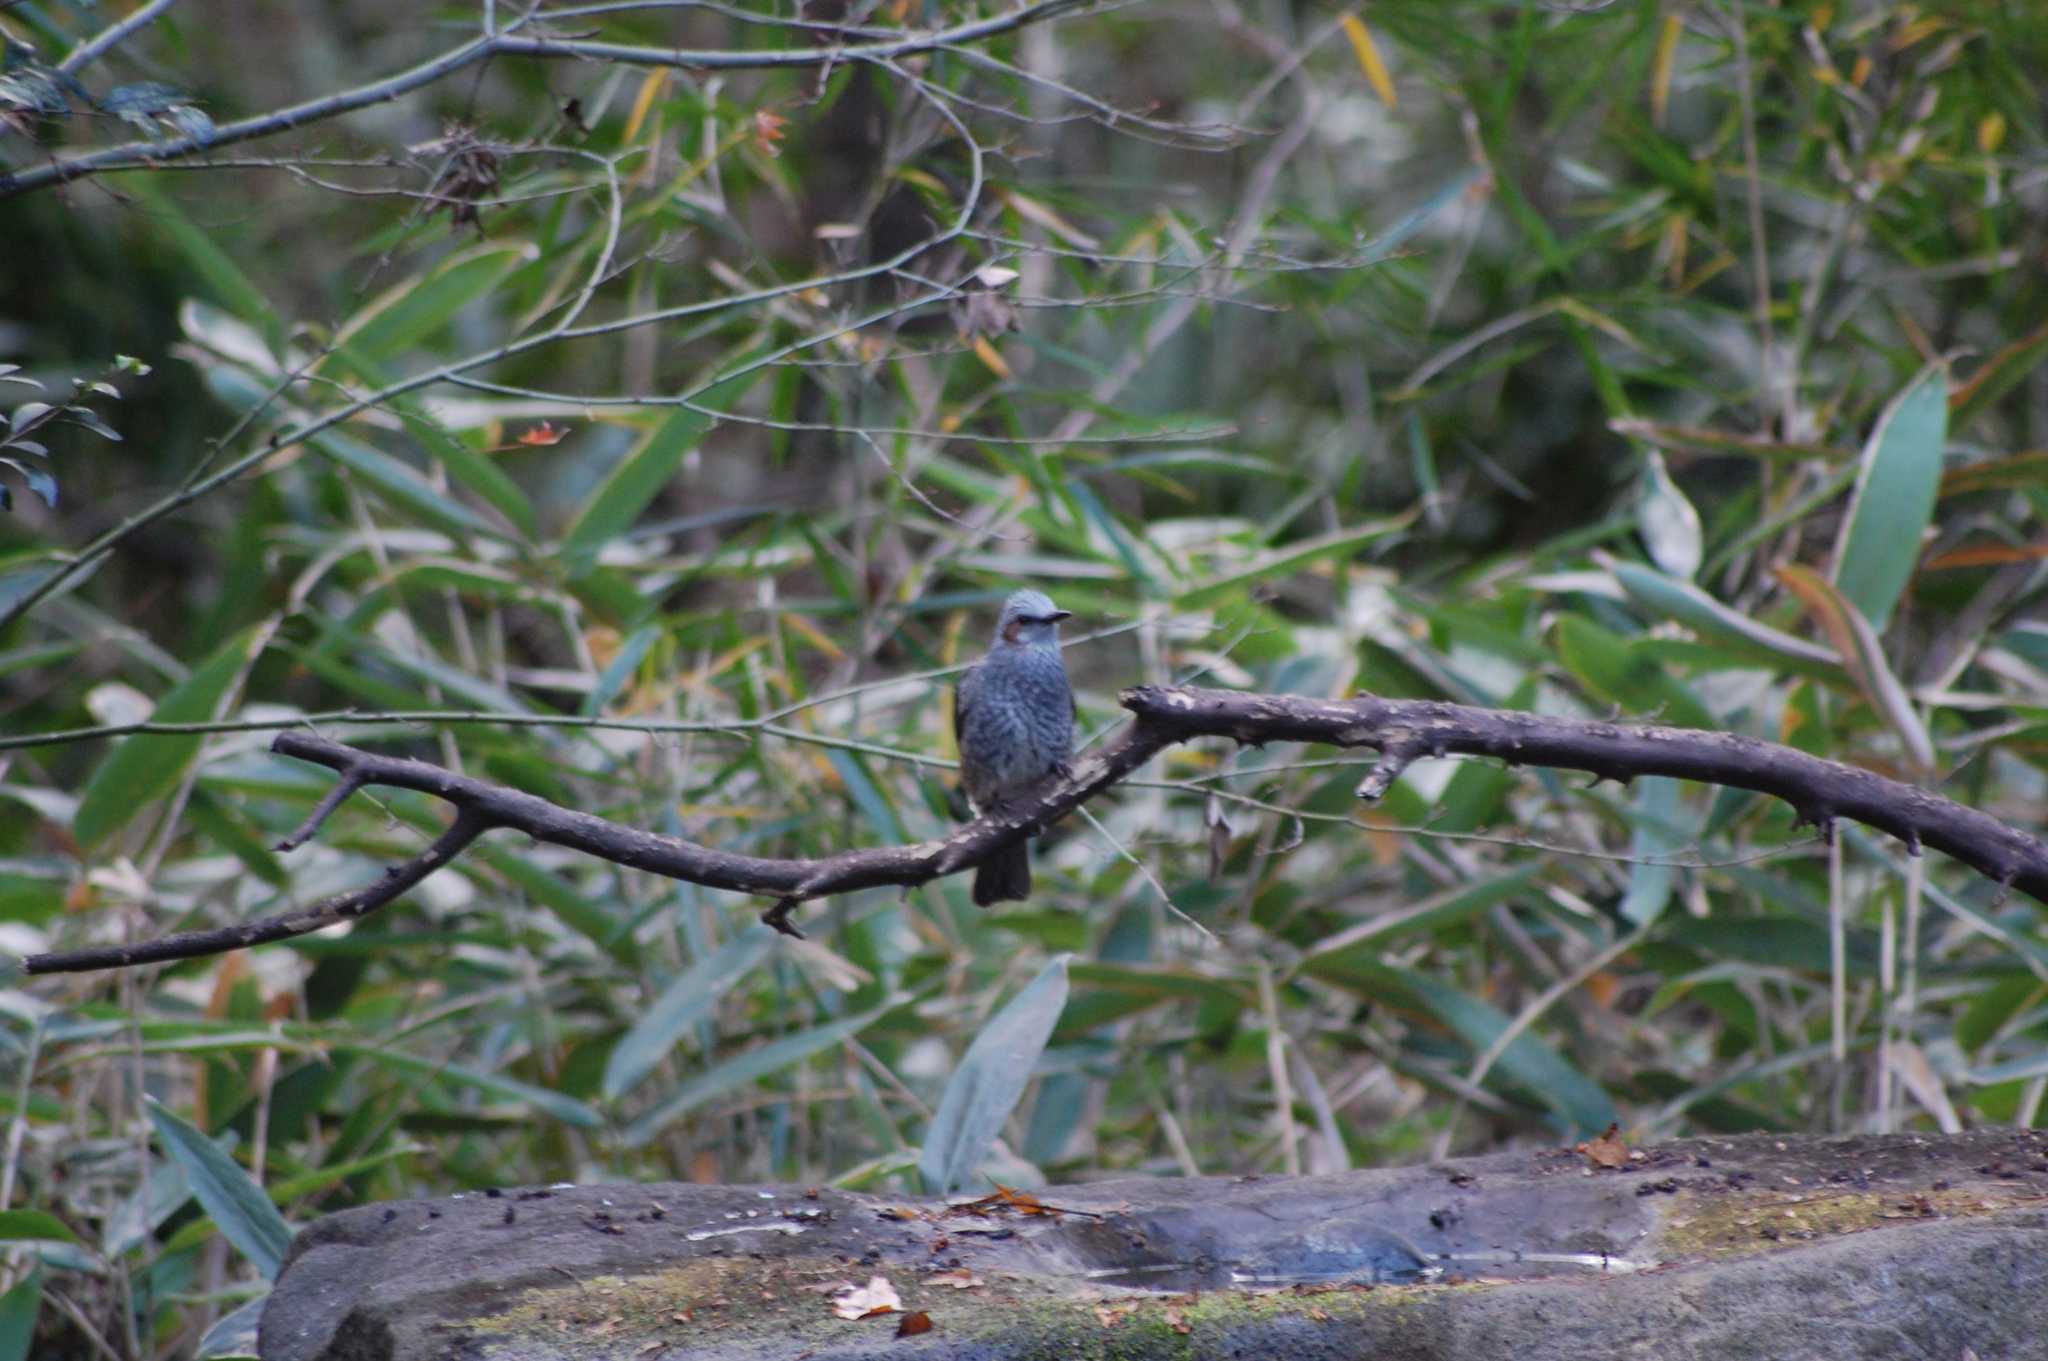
<box><xmin>1665</xmin><ymin>916</ymin><xmax>1882</xmax><ymax>977</ymax></box>
<box><xmin>1831</xmin><ymin>362</ymin><xmax>1948</xmax><ymax>632</ymax></box>
<box><xmin>398</xmin><ymin>403</ymin><xmax>539</xmax><ymax>541</ymax></box>
<box><xmin>1956</xmin><ymin>977</ymin><xmax>2043</xmax><ymax>1054</ymax></box>
<box><xmin>1552</xmin><ymin>615</ymin><xmax>1713</xmax><ymax>730</ymax></box>
<box><xmin>603</xmin><ymin>925</ymin><xmax>780</xmax><ymax>1100</ymax></box>
<box><xmin>1066</xmin><ymin>481</ymin><xmax>1158</xmax><ymax>588</ymax></box>
<box><xmin>620</xmin><ymin>994</ymin><xmax>905</xmax><ymax>1147</ymax></box>
<box><xmin>335</xmin><ymin>244</ymin><xmax>537</xmax><ymax>363</ymax></box>
<box><xmin>0</xmin><ymin>1266</ymin><xmax>39</xmax><ymax>1361</ymax></box>
<box><xmin>1619</xmin><ymin>777</ymin><xmax>1691</xmax><ymax>927</ymax></box>
<box><xmin>185</xmin><ymin>789</ymin><xmax>289</xmax><ymax>888</ymax></box>
<box><xmin>920</xmin><ymin>955</ymin><xmax>1070</xmax><ymax>1195</ymax></box>
<box><xmin>1940</xmin><ymin>449</ymin><xmax>2048</xmax><ymax>498</ymax></box>
<box><xmin>1604</xmin><ymin>558</ymin><xmax>1838</xmax><ymax>670</ymax></box>
<box><xmin>74</xmin><ymin>625</ymin><xmax>267</xmax><ymax>848</ymax></box>
<box><xmin>0</xmin><ymin>1210</ymin><xmax>78</xmax><ymax>1244</ymax></box>
<box><xmin>563</xmin><ymin>366</ymin><xmax>761</xmax><ymax>573</ymax></box>
<box><xmin>561</xmin><ymin>407</ymin><xmax>708</xmax><ymax>575</ymax></box>
<box><xmin>471</xmin><ymin>842</ymin><xmax>634</xmax><ymax>965</ymax></box>
<box><xmin>826</xmin><ymin>749</ymin><xmax>902</xmax><ymax>843</ymax></box>
<box><xmin>343</xmin><ymin>1048</ymin><xmax>602</xmax><ymax>1128</ymax></box>
<box><xmin>1407</xmin><ymin>976</ymin><xmax>1614</xmax><ymax>1135</ymax></box>
<box><xmin>195</xmin><ymin>1295</ymin><xmax>266</xmax><ymax>1360</ymax></box>
<box><xmin>145</xmin><ymin>1098</ymin><xmax>293</xmax><ymax>1280</ymax></box>
<box><xmin>1056</xmin><ymin>964</ymin><xmax>1248</xmax><ymax>1037</ymax></box>
<box><xmin>1329</xmin><ymin>961</ymin><xmax>1614</xmax><ymax>1136</ymax></box>
<box><xmin>0</xmin><ymin>552</ymin><xmax>99</xmax><ymax>625</ymax></box>
<box><xmin>1174</xmin><ymin>515</ymin><xmax>1411</xmax><ymax>610</ymax></box>
<box><xmin>581</xmin><ymin>624</ymin><xmax>663</xmax><ymax>717</ymax></box>
<box><xmin>1298</xmin><ymin>866</ymin><xmax>1545</xmax><ymax>973</ymax></box>
<box><xmin>309</xmin><ymin>429</ymin><xmax>503</xmax><ymax>542</ymax></box>
<box><xmin>124</xmin><ymin>181</ymin><xmax>278</xmax><ymax>340</ymax></box>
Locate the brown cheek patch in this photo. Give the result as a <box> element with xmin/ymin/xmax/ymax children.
<box><xmin>1003</xmin><ymin>619</ymin><xmax>1024</xmax><ymax>644</ymax></box>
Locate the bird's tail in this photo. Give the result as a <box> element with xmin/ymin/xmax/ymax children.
<box><xmin>973</xmin><ymin>840</ymin><xmax>1032</xmax><ymax>906</ymax></box>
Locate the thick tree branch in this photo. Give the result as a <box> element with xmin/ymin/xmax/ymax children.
<box><xmin>1118</xmin><ymin>686</ymin><xmax>2048</xmax><ymax>900</ymax></box>
<box><xmin>21</xmin><ymin>685</ymin><xmax>2047</xmax><ymax>976</ymax></box>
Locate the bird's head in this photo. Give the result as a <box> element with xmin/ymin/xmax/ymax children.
<box><xmin>997</xmin><ymin>589</ymin><xmax>1071</xmax><ymax>648</ymax></box>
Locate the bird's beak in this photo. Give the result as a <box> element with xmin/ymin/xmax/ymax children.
<box><xmin>1048</xmin><ymin>610</ymin><xmax>1073</xmax><ymax>622</ymax></box>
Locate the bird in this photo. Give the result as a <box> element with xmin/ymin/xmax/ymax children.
<box><xmin>953</xmin><ymin>589</ymin><xmax>1075</xmax><ymax>906</ymax></box>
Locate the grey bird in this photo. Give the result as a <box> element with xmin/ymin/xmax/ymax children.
<box><xmin>953</xmin><ymin>589</ymin><xmax>1075</xmax><ymax>906</ymax></box>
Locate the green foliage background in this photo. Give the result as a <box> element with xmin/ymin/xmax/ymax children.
<box><xmin>2</xmin><ymin>0</ymin><xmax>2047</xmax><ymax>1354</ymax></box>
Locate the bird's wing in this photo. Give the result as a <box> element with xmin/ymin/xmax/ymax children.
<box><xmin>953</xmin><ymin>660</ymin><xmax>980</xmax><ymax>748</ymax></box>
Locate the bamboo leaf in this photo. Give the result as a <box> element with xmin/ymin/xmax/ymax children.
<box><xmin>920</xmin><ymin>955</ymin><xmax>1070</xmax><ymax>1195</ymax></box>
<box><xmin>343</xmin><ymin>1048</ymin><xmax>603</xmax><ymax>1128</ymax></box>
<box><xmin>0</xmin><ymin>1266</ymin><xmax>39</xmax><ymax>1361</ymax></box>
<box><xmin>0</xmin><ymin>1210</ymin><xmax>78</xmax><ymax>1244</ymax></box>
<box><xmin>145</xmin><ymin>1098</ymin><xmax>293</xmax><ymax>1280</ymax></box>
<box><xmin>1174</xmin><ymin>516</ymin><xmax>1410</xmax><ymax>610</ymax></box>
<box><xmin>74</xmin><ymin>625</ymin><xmax>267</xmax><ymax>848</ymax></box>
<box><xmin>603</xmin><ymin>926</ymin><xmax>780</xmax><ymax>1100</ymax></box>
<box><xmin>195</xmin><ymin>1295</ymin><xmax>266</xmax><ymax>1360</ymax></box>
<box><xmin>334</xmin><ymin>244</ymin><xmax>537</xmax><ymax>364</ymax></box>
<box><xmin>1775</xmin><ymin>565</ymin><xmax>1934</xmax><ymax>774</ymax></box>
<box><xmin>620</xmin><ymin>995</ymin><xmax>905</xmax><ymax>1147</ymax></box>
<box><xmin>309</xmin><ymin>429</ymin><xmax>504</xmax><ymax>541</ymax></box>
<box><xmin>1604</xmin><ymin>557</ymin><xmax>1838</xmax><ymax>670</ymax></box>
<box><xmin>1830</xmin><ymin>363</ymin><xmax>1948</xmax><ymax>631</ymax></box>
<box><xmin>1636</xmin><ymin>449</ymin><xmax>1702</xmax><ymax>580</ymax></box>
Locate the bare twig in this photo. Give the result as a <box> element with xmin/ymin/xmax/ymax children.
<box><xmin>0</xmin><ymin>0</ymin><xmax>1097</xmax><ymax>199</ymax></box>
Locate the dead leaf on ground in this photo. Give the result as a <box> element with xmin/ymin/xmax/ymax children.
<box><xmin>830</xmin><ymin>1275</ymin><xmax>902</xmax><ymax>1320</ymax></box>
<box><xmin>1577</xmin><ymin>1122</ymin><xmax>1631</xmax><ymax>1169</ymax></box>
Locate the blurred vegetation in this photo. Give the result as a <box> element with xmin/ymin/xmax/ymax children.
<box><xmin>2</xmin><ymin>0</ymin><xmax>2047</xmax><ymax>1355</ymax></box>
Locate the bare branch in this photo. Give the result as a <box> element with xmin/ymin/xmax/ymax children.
<box><xmin>21</xmin><ymin>686</ymin><xmax>2048</xmax><ymax>976</ymax></box>
<box><xmin>0</xmin><ymin>0</ymin><xmax>1098</xmax><ymax>200</ymax></box>
<box><xmin>23</xmin><ymin>806</ymin><xmax>488</xmax><ymax>976</ymax></box>
<box><xmin>56</xmin><ymin>0</ymin><xmax>181</xmax><ymax>75</ymax></box>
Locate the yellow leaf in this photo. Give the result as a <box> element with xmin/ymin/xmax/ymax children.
<box><xmin>998</xmin><ymin>186</ymin><xmax>1100</xmax><ymax>250</ymax></box>
<box><xmin>1850</xmin><ymin>54</ymin><xmax>1872</xmax><ymax>87</ymax></box>
<box><xmin>781</xmin><ymin>611</ymin><xmax>847</xmax><ymax>661</ymax></box>
<box><xmin>1338</xmin><ymin>14</ymin><xmax>1397</xmax><ymax>109</ymax></box>
<box><xmin>1889</xmin><ymin>16</ymin><xmax>1945</xmax><ymax>51</ymax></box>
<box><xmin>1978</xmin><ymin>112</ymin><xmax>2007</xmax><ymax>154</ymax></box>
<box><xmin>1649</xmin><ymin>13</ymin><xmax>1682</xmax><ymax>128</ymax></box>
<box><xmin>623</xmin><ymin>70</ymin><xmax>670</xmax><ymax>143</ymax></box>
<box><xmin>1661</xmin><ymin>213</ymin><xmax>1689</xmax><ymax>288</ymax></box>
<box><xmin>971</xmin><ymin>334</ymin><xmax>1012</xmax><ymax>380</ymax></box>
